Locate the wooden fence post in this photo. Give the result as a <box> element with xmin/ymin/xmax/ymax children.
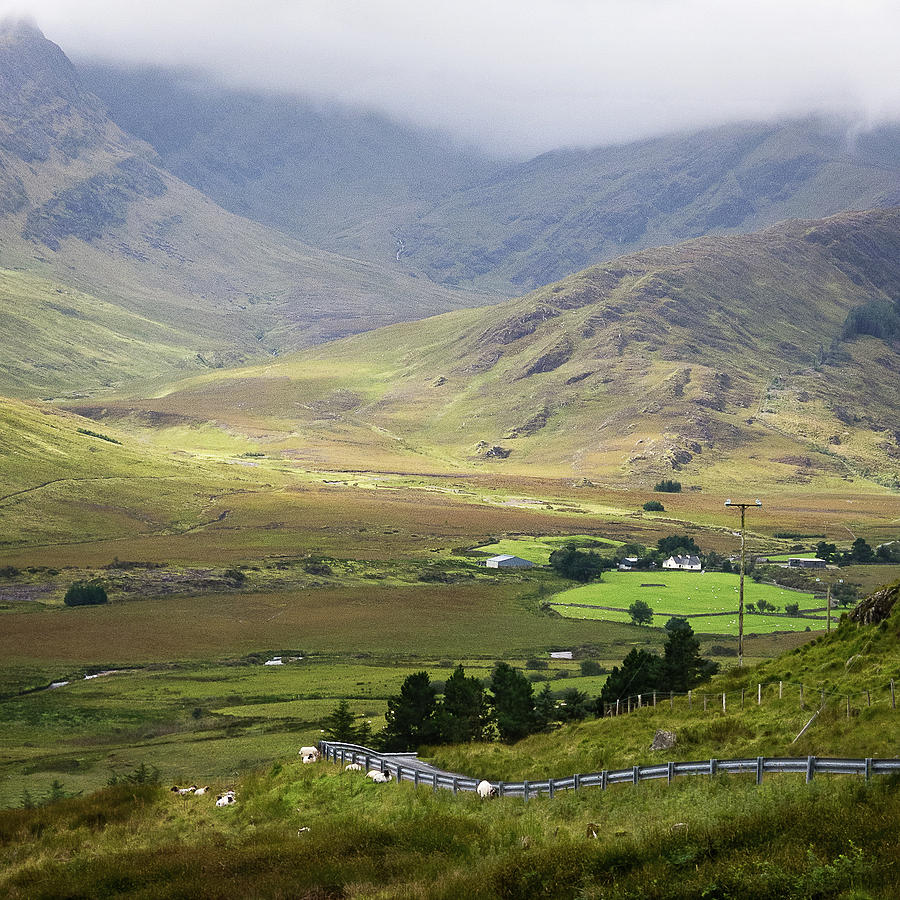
<box><xmin>779</xmin><ymin>681</ymin><xmax>783</xmax><ymax>700</ymax></box>
<box><xmin>757</xmin><ymin>683</ymin><xmax>762</xmax><ymax>705</ymax></box>
<box><xmin>616</xmin><ymin>698</ymin><xmax>620</xmax><ymax>716</ymax></box>
<box><xmin>653</xmin><ymin>691</ymin><xmax>657</xmax><ymax>707</ymax></box>
<box><xmin>638</xmin><ymin>693</ymin><xmax>642</xmax><ymax>709</ymax></box>
<box><xmin>741</xmin><ymin>688</ymin><xmax>745</xmax><ymax>708</ymax></box>
<box><xmin>722</xmin><ymin>692</ymin><xmax>726</xmax><ymax>712</ymax></box>
<box><xmin>688</xmin><ymin>690</ymin><xmax>692</xmax><ymax>710</ymax></box>
<box><xmin>703</xmin><ymin>694</ymin><xmax>708</xmax><ymax>711</ymax></box>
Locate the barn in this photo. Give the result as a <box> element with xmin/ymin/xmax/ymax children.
<box><xmin>485</xmin><ymin>554</ymin><xmax>534</xmax><ymax>569</ymax></box>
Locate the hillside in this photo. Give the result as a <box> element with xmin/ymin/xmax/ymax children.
<box><xmin>0</xmin><ymin>21</ymin><xmax>490</xmax><ymax>398</ymax></box>
<box><xmin>402</xmin><ymin>118</ymin><xmax>900</xmax><ymax>292</ymax></box>
<box><xmin>99</xmin><ymin>207</ymin><xmax>900</xmax><ymax>491</ymax></box>
<box><xmin>76</xmin><ymin>66</ymin><xmax>900</xmax><ymax>295</ymax></box>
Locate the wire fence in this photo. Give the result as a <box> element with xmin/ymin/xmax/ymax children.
<box><xmin>317</xmin><ymin>741</ymin><xmax>900</xmax><ymax>800</ymax></box>
<box><xmin>602</xmin><ymin>678</ymin><xmax>897</xmax><ymax>719</ymax></box>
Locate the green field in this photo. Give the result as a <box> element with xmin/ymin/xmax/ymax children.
<box><xmin>471</xmin><ymin>534</ymin><xmax>623</xmax><ymax>565</ymax></box>
<box><xmin>549</xmin><ymin>571</ymin><xmax>821</xmax><ymax>634</ymax></box>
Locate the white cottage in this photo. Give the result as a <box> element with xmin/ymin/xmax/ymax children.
<box><xmin>662</xmin><ymin>554</ymin><xmax>702</xmax><ymax>571</ymax></box>
<box><xmin>485</xmin><ymin>554</ymin><xmax>534</xmax><ymax>569</ymax></box>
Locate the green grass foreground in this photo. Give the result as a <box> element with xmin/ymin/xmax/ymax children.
<box><xmin>1</xmin><ymin>761</ymin><xmax>898</xmax><ymax>899</ymax></box>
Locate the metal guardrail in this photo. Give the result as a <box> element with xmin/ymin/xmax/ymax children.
<box><xmin>318</xmin><ymin>741</ymin><xmax>900</xmax><ymax>800</ymax></box>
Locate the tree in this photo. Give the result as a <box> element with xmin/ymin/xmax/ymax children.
<box><xmin>661</xmin><ymin>619</ymin><xmax>716</xmax><ymax>692</ymax></box>
<box><xmin>657</xmin><ymin>535</ymin><xmax>701</xmax><ymax>557</ymax></box>
<box><xmin>628</xmin><ymin>599</ymin><xmax>653</xmax><ymax>626</ymax></box>
<box><xmin>643</xmin><ymin>500</ymin><xmax>665</xmax><ymax>512</ymax></box>
<box><xmin>654</xmin><ymin>479</ymin><xmax>682</xmax><ymax>493</ymax></box>
<box><xmin>380</xmin><ymin>672</ymin><xmax>440</xmax><ymax>751</ymax></box>
<box><xmin>63</xmin><ymin>580</ymin><xmax>108</xmax><ymax>607</ymax></box>
<box><xmin>533</xmin><ymin>683</ymin><xmax>557</xmax><ymax>731</ymax></box>
<box><xmin>558</xmin><ymin>688</ymin><xmax>591</xmax><ymax>722</ymax></box>
<box><xmin>323</xmin><ymin>699</ymin><xmax>360</xmax><ymax>742</ymax></box>
<box><xmin>848</xmin><ymin>538</ymin><xmax>875</xmax><ymax>564</ymax></box>
<box><xmin>440</xmin><ymin>665</ymin><xmax>489</xmax><ymax>743</ymax></box>
<box><xmin>490</xmin><ymin>663</ymin><xmax>535</xmax><ymax>742</ymax></box>
<box><xmin>579</xmin><ymin>659</ymin><xmax>604</xmax><ymax>676</ymax></box>
<box><xmin>815</xmin><ymin>541</ymin><xmax>838</xmax><ymax>563</ymax></box>
<box><xmin>548</xmin><ymin>545</ymin><xmax>611</xmax><ymax>582</ymax></box>
<box><xmin>784</xmin><ymin>602</ymin><xmax>800</xmax><ymax>616</ymax></box>
<box><xmin>599</xmin><ymin>648</ymin><xmax>662</xmax><ymax>709</ymax></box>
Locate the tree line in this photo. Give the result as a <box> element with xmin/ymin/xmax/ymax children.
<box><xmin>322</xmin><ymin>620</ymin><xmax>717</xmax><ymax>752</ymax></box>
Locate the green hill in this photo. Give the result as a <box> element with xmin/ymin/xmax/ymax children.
<box><xmin>101</xmin><ymin>207</ymin><xmax>900</xmax><ymax>491</ymax></box>
<box><xmin>0</xmin><ymin>21</ymin><xmax>490</xmax><ymax>398</ymax></box>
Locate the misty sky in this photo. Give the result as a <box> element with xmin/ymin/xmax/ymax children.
<box><xmin>2</xmin><ymin>0</ymin><xmax>899</xmax><ymax>156</ymax></box>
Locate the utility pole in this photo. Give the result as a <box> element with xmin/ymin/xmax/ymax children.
<box><xmin>725</xmin><ymin>499</ymin><xmax>762</xmax><ymax>668</ymax></box>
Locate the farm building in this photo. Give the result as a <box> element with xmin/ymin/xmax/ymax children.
<box><xmin>788</xmin><ymin>557</ymin><xmax>826</xmax><ymax>569</ymax></box>
<box><xmin>618</xmin><ymin>556</ymin><xmax>639</xmax><ymax>570</ymax></box>
<box><xmin>485</xmin><ymin>554</ymin><xmax>534</xmax><ymax>569</ymax></box>
<box><xmin>662</xmin><ymin>554</ymin><xmax>702</xmax><ymax>571</ymax></box>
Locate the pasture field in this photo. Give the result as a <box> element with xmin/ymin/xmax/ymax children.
<box><xmin>548</xmin><ymin>571</ymin><xmax>822</xmax><ymax>635</ymax></box>
<box><xmin>470</xmin><ymin>534</ymin><xmax>622</xmax><ymax>565</ymax></box>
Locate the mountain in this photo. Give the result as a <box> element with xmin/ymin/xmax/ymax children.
<box><xmin>76</xmin><ymin>62</ymin><xmax>900</xmax><ymax>294</ymax></box>
<box><xmin>96</xmin><ymin>207</ymin><xmax>900</xmax><ymax>490</ymax></box>
<box><xmin>76</xmin><ymin>61</ymin><xmax>501</xmax><ymax>266</ymax></box>
<box><xmin>402</xmin><ymin>119</ymin><xmax>900</xmax><ymax>292</ymax></box>
<box><xmin>0</xmin><ymin>21</ymin><xmax>490</xmax><ymax>398</ymax></box>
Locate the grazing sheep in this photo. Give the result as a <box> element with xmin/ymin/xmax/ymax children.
<box><xmin>366</xmin><ymin>769</ymin><xmax>392</xmax><ymax>784</ymax></box>
<box><xmin>171</xmin><ymin>785</ymin><xmax>197</xmax><ymax>796</ymax></box>
<box><xmin>344</xmin><ymin>763</ymin><xmax>363</xmax><ymax>772</ymax></box>
<box><xmin>476</xmin><ymin>780</ymin><xmax>497</xmax><ymax>799</ymax></box>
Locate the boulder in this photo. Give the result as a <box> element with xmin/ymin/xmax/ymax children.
<box><xmin>650</xmin><ymin>730</ymin><xmax>677</xmax><ymax>751</ymax></box>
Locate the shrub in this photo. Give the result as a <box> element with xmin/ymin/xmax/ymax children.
<box><xmin>643</xmin><ymin>500</ymin><xmax>665</xmax><ymax>511</ymax></box>
<box><xmin>654</xmin><ymin>479</ymin><xmax>682</xmax><ymax>493</ymax></box>
<box><xmin>223</xmin><ymin>568</ymin><xmax>246</xmax><ymax>584</ymax></box>
<box><xmin>63</xmin><ymin>581</ymin><xmax>108</xmax><ymax>607</ymax></box>
<box><xmin>525</xmin><ymin>657</ymin><xmax>548</xmax><ymax>670</ymax></box>
<box><xmin>785</xmin><ymin>602</ymin><xmax>800</xmax><ymax>616</ymax></box>
<box><xmin>628</xmin><ymin>599</ymin><xmax>654</xmax><ymax>625</ymax></box>
<box><xmin>579</xmin><ymin>659</ymin><xmax>604</xmax><ymax>676</ymax></box>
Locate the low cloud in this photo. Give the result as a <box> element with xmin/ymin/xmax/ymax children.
<box><xmin>3</xmin><ymin>0</ymin><xmax>899</xmax><ymax>156</ymax></box>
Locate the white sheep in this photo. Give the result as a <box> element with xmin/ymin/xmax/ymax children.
<box><xmin>299</xmin><ymin>746</ymin><xmax>320</xmax><ymax>763</ymax></box>
<box><xmin>215</xmin><ymin>791</ymin><xmax>236</xmax><ymax>807</ymax></box>
<box><xmin>171</xmin><ymin>785</ymin><xmax>197</xmax><ymax>796</ymax></box>
<box><xmin>366</xmin><ymin>769</ymin><xmax>392</xmax><ymax>784</ymax></box>
<box><xmin>344</xmin><ymin>763</ymin><xmax>363</xmax><ymax>772</ymax></box>
<box><xmin>476</xmin><ymin>780</ymin><xmax>497</xmax><ymax>799</ymax></box>
<box><xmin>192</xmin><ymin>786</ymin><xmax>210</xmax><ymax>795</ymax></box>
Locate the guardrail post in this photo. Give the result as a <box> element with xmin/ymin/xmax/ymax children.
<box><xmin>865</xmin><ymin>758</ymin><xmax>873</xmax><ymax>782</ymax></box>
<box><xmin>601</xmin><ymin>770</ymin><xmax>608</xmax><ymax>790</ymax></box>
<box><xmin>806</xmin><ymin>756</ymin><xmax>815</xmax><ymax>783</ymax></box>
<box><xmin>452</xmin><ymin>777</ymin><xmax>458</xmax><ymax>795</ymax></box>
<box><xmin>523</xmin><ymin>781</ymin><xmax>529</xmax><ymax>801</ymax></box>
<box><xmin>667</xmin><ymin>761</ymin><xmax>674</xmax><ymax>783</ymax></box>
<box><xmin>573</xmin><ymin>773</ymin><xmax>580</xmax><ymax>791</ymax></box>
<box><xmin>549</xmin><ymin>779</ymin><xmax>555</xmax><ymax>799</ymax></box>
<box><xmin>498</xmin><ymin>781</ymin><xmax>505</xmax><ymax>798</ymax></box>
<box><xmin>432</xmin><ymin>773</ymin><xmax>438</xmax><ymax>793</ymax></box>
<box><xmin>340</xmin><ymin>749</ymin><xmax>345</xmax><ymax>766</ymax></box>
<box><xmin>709</xmin><ymin>758</ymin><xmax>717</xmax><ymax>777</ymax></box>
<box><xmin>414</xmin><ymin>769</ymin><xmax>419</xmax><ymax>788</ymax></box>
<box><xmin>396</xmin><ymin>765</ymin><xmax>402</xmax><ymax>782</ymax></box>
<box><xmin>756</xmin><ymin>756</ymin><xmax>764</xmax><ymax>785</ymax></box>
<box><xmin>364</xmin><ymin>755</ymin><xmax>370</xmax><ymax>771</ymax></box>
<box><xmin>633</xmin><ymin>765</ymin><xmax>640</xmax><ymax>785</ymax></box>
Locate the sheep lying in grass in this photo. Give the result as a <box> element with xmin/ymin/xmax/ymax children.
<box><xmin>344</xmin><ymin>763</ymin><xmax>363</xmax><ymax>772</ymax></box>
<box><xmin>171</xmin><ymin>785</ymin><xmax>197</xmax><ymax>796</ymax></box>
<box><xmin>215</xmin><ymin>790</ymin><xmax>236</xmax><ymax>807</ymax></box>
<box><xmin>366</xmin><ymin>769</ymin><xmax>392</xmax><ymax>784</ymax></box>
<box><xmin>299</xmin><ymin>746</ymin><xmax>320</xmax><ymax>764</ymax></box>
<box><xmin>476</xmin><ymin>780</ymin><xmax>497</xmax><ymax>799</ymax></box>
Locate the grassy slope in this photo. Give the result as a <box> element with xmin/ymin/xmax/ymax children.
<box><xmin>102</xmin><ymin>207</ymin><xmax>900</xmax><ymax>493</ymax></box>
<box><xmin>0</xmin><ymin>592</ymin><xmax>897</xmax><ymax>899</ymax></box>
